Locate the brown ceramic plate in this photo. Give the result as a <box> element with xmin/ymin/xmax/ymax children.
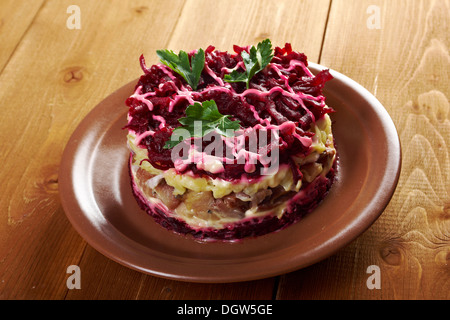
<box><xmin>59</xmin><ymin>63</ymin><xmax>401</xmax><ymax>283</ymax></box>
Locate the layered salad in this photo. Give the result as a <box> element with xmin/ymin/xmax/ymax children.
<box><xmin>125</xmin><ymin>39</ymin><xmax>337</xmax><ymax>241</ymax></box>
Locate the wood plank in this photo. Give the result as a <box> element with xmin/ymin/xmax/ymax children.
<box><xmin>0</xmin><ymin>0</ymin><xmax>45</xmax><ymax>72</ymax></box>
<box><xmin>277</xmin><ymin>0</ymin><xmax>450</xmax><ymax>300</ymax></box>
<box><xmin>65</xmin><ymin>242</ymin><xmax>276</xmax><ymax>300</ymax></box>
<box><xmin>137</xmin><ymin>276</ymin><xmax>276</xmax><ymax>300</ymax></box>
<box><xmin>64</xmin><ymin>246</ymin><xmax>145</xmax><ymax>300</ymax></box>
<box><xmin>165</xmin><ymin>0</ymin><xmax>331</xmax><ymax>62</ymax></box>
<box><xmin>0</xmin><ymin>206</ymin><xmax>86</xmax><ymax>299</ymax></box>
<box><xmin>0</xmin><ymin>0</ymin><xmax>185</xmax><ymax>299</ymax></box>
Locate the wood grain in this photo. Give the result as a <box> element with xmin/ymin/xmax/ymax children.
<box><xmin>0</xmin><ymin>0</ymin><xmax>186</xmax><ymax>299</ymax></box>
<box><xmin>165</xmin><ymin>0</ymin><xmax>331</xmax><ymax>62</ymax></box>
<box><xmin>64</xmin><ymin>243</ymin><xmax>277</xmax><ymax>300</ymax></box>
<box><xmin>0</xmin><ymin>0</ymin><xmax>46</xmax><ymax>72</ymax></box>
<box><xmin>0</xmin><ymin>0</ymin><xmax>448</xmax><ymax>300</ymax></box>
<box><xmin>276</xmin><ymin>0</ymin><xmax>450</xmax><ymax>300</ymax></box>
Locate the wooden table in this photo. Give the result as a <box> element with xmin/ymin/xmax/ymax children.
<box><xmin>1</xmin><ymin>0</ymin><xmax>448</xmax><ymax>300</ymax></box>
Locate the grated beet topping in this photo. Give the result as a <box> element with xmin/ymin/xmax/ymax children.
<box><xmin>125</xmin><ymin>43</ymin><xmax>333</xmax><ymax>180</ymax></box>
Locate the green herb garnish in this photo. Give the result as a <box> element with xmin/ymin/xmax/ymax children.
<box><xmin>164</xmin><ymin>100</ymin><xmax>241</xmax><ymax>149</ymax></box>
<box><xmin>156</xmin><ymin>48</ymin><xmax>205</xmax><ymax>90</ymax></box>
<box><xmin>224</xmin><ymin>39</ymin><xmax>273</xmax><ymax>89</ymax></box>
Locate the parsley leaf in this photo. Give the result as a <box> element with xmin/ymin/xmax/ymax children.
<box><xmin>164</xmin><ymin>100</ymin><xmax>241</xmax><ymax>149</ymax></box>
<box><xmin>156</xmin><ymin>48</ymin><xmax>205</xmax><ymax>90</ymax></box>
<box><xmin>224</xmin><ymin>39</ymin><xmax>273</xmax><ymax>89</ymax></box>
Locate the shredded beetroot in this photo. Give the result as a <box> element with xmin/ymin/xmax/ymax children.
<box><xmin>125</xmin><ymin>43</ymin><xmax>333</xmax><ymax>179</ymax></box>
